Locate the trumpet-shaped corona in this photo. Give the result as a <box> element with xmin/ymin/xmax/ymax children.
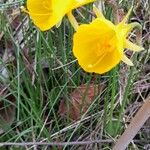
<box><xmin>26</xmin><ymin>0</ymin><xmax>95</xmax><ymax>31</ymax></box>
<box><xmin>72</xmin><ymin>7</ymin><xmax>144</xmax><ymax>74</ymax></box>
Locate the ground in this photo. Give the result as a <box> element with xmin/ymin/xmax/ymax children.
<box><xmin>0</xmin><ymin>0</ymin><xmax>149</xmax><ymax>149</ymax></box>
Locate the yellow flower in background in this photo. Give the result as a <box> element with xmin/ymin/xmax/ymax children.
<box><xmin>73</xmin><ymin>7</ymin><xmax>144</xmax><ymax>74</ymax></box>
<box><xmin>26</xmin><ymin>0</ymin><xmax>95</xmax><ymax>31</ymax></box>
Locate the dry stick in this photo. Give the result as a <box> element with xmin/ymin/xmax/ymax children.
<box><xmin>113</xmin><ymin>97</ymin><xmax>150</xmax><ymax>150</ymax></box>
<box><xmin>0</xmin><ymin>140</ymin><xmax>113</xmax><ymax>147</ymax></box>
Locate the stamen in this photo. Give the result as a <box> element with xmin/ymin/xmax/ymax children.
<box><xmin>87</xmin><ymin>52</ymin><xmax>106</xmax><ymax>70</ymax></box>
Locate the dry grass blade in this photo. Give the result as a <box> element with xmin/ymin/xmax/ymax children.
<box><xmin>59</xmin><ymin>84</ymin><xmax>104</xmax><ymax>120</ymax></box>
<box><xmin>113</xmin><ymin>96</ymin><xmax>150</xmax><ymax>150</ymax></box>
<box><xmin>0</xmin><ymin>86</ymin><xmax>16</xmax><ymax>134</ymax></box>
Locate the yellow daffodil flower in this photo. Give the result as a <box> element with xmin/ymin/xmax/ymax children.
<box><xmin>72</xmin><ymin>6</ymin><xmax>144</xmax><ymax>74</ymax></box>
<box><xmin>26</xmin><ymin>0</ymin><xmax>95</xmax><ymax>31</ymax></box>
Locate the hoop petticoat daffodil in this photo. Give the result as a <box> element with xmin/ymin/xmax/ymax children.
<box><xmin>72</xmin><ymin>6</ymin><xmax>144</xmax><ymax>74</ymax></box>
<box><xmin>25</xmin><ymin>0</ymin><xmax>95</xmax><ymax>31</ymax></box>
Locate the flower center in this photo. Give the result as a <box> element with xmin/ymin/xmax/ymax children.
<box><xmin>95</xmin><ymin>40</ymin><xmax>112</xmax><ymax>57</ymax></box>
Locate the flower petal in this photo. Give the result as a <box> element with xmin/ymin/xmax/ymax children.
<box><xmin>125</xmin><ymin>40</ymin><xmax>144</xmax><ymax>52</ymax></box>
<box><xmin>120</xmin><ymin>6</ymin><xmax>133</xmax><ymax>24</ymax></box>
<box><xmin>121</xmin><ymin>54</ymin><xmax>134</xmax><ymax>66</ymax></box>
<box><xmin>27</xmin><ymin>0</ymin><xmax>95</xmax><ymax>31</ymax></box>
<box><xmin>86</xmin><ymin>49</ymin><xmax>123</xmax><ymax>74</ymax></box>
<box><xmin>70</xmin><ymin>0</ymin><xmax>95</xmax><ymax>10</ymax></box>
<box><xmin>117</xmin><ymin>22</ymin><xmax>141</xmax><ymax>38</ymax></box>
<box><xmin>27</xmin><ymin>0</ymin><xmax>69</xmax><ymax>30</ymax></box>
<box><xmin>73</xmin><ymin>18</ymin><xmax>123</xmax><ymax>74</ymax></box>
<box><xmin>67</xmin><ymin>12</ymin><xmax>79</xmax><ymax>31</ymax></box>
<box><xmin>93</xmin><ymin>5</ymin><xmax>105</xmax><ymax>18</ymax></box>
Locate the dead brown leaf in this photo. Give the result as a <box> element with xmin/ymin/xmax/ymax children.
<box><xmin>59</xmin><ymin>84</ymin><xmax>104</xmax><ymax>121</ymax></box>
<box><xmin>0</xmin><ymin>86</ymin><xmax>16</xmax><ymax>134</ymax></box>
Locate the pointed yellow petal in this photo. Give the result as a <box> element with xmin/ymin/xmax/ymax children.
<box><xmin>120</xmin><ymin>6</ymin><xmax>133</xmax><ymax>24</ymax></box>
<box><xmin>117</xmin><ymin>22</ymin><xmax>141</xmax><ymax>38</ymax></box>
<box><xmin>67</xmin><ymin>12</ymin><xmax>79</xmax><ymax>31</ymax></box>
<box><xmin>125</xmin><ymin>40</ymin><xmax>144</xmax><ymax>52</ymax></box>
<box><xmin>121</xmin><ymin>54</ymin><xmax>134</xmax><ymax>66</ymax></box>
<box><xmin>93</xmin><ymin>5</ymin><xmax>105</xmax><ymax>18</ymax></box>
<box><xmin>126</xmin><ymin>22</ymin><xmax>142</xmax><ymax>32</ymax></box>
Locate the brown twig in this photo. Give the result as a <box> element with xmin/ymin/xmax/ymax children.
<box><xmin>0</xmin><ymin>139</ymin><xmax>149</xmax><ymax>147</ymax></box>
<box><xmin>113</xmin><ymin>97</ymin><xmax>150</xmax><ymax>150</ymax></box>
<box><xmin>0</xmin><ymin>140</ymin><xmax>113</xmax><ymax>147</ymax></box>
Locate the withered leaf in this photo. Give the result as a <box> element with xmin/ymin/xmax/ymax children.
<box><xmin>0</xmin><ymin>86</ymin><xmax>16</xmax><ymax>134</ymax></box>
<box><xmin>59</xmin><ymin>84</ymin><xmax>104</xmax><ymax>121</ymax></box>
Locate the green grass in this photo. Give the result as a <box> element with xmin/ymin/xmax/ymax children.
<box><xmin>0</xmin><ymin>0</ymin><xmax>149</xmax><ymax>149</ymax></box>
